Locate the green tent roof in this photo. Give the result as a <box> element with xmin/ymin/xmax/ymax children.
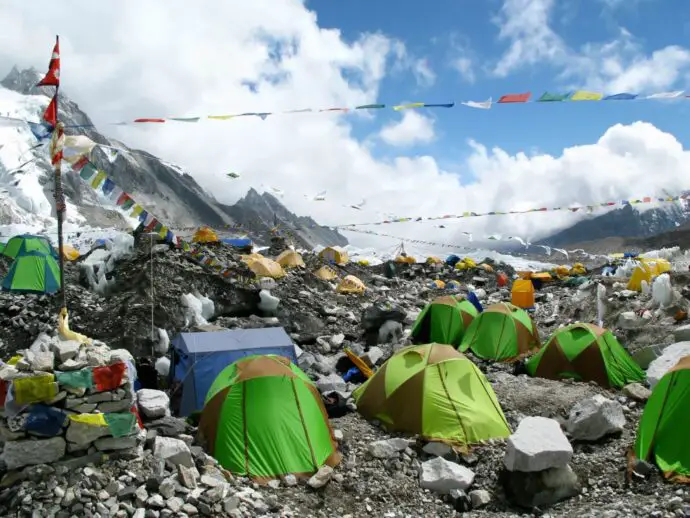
<box><xmin>459</xmin><ymin>302</ymin><xmax>540</xmax><ymax>362</ymax></box>
<box><xmin>2</xmin><ymin>234</ymin><xmax>57</xmax><ymax>260</ymax></box>
<box><xmin>634</xmin><ymin>356</ymin><xmax>690</xmax><ymax>480</ymax></box>
<box><xmin>198</xmin><ymin>355</ymin><xmax>339</xmax><ymax>481</ymax></box>
<box><xmin>525</xmin><ymin>323</ymin><xmax>645</xmax><ymax>388</ymax></box>
<box><xmin>2</xmin><ymin>251</ymin><xmax>61</xmax><ymax>294</ymax></box>
<box><xmin>353</xmin><ymin>343</ymin><xmax>511</xmax><ymax>447</ymax></box>
<box><xmin>410</xmin><ymin>296</ymin><xmax>478</xmax><ymax>347</ymax></box>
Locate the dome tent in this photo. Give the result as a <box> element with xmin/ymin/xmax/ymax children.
<box><xmin>276</xmin><ymin>249</ymin><xmax>305</xmax><ymax>268</ymax></box>
<box><xmin>192</xmin><ymin>226</ymin><xmax>219</xmax><ymax>243</ymax></box>
<box><xmin>410</xmin><ymin>296</ymin><xmax>478</xmax><ymax>347</ymax></box>
<box><xmin>353</xmin><ymin>344</ymin><xmax>510</xmax><ymax>448</ymax></box>
<box><xmin>633</xmin><ymin>356</ymin><xmax>690</xmax><ymax>482</ymax></box>
<box><xmin>248</xmin><ymin>257</ymin><xmax>285</xmax><ymax>279</ymax></box>
<box><xmin>2</xmin><ymin>234</ymin><xmax>57</xmax><ymax>260</ymax></box>
<box><xmin>319</xmin><ymin>246</ymin><xmax>349</xmax><ymax>265</ymax></box>
<box><xmin>197</xmin><ymin>355</ymin><xmax>340</xmax><ymax>482</ymax></box>
<box><xmin>459</xmin><ymin>302</ymin><xmax>540</xmax><ymax>362</ymax></box>
<box><xmin>2</xmin><ymin>251</ymin><xmax>61</xmax><ymax>294</ymax></box>
<box><xmin>525</xmin><ymin>323</ymin><xmax>645</xmax><ymax>388</ymax></box>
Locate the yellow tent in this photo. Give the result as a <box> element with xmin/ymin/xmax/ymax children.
<box><xmin>241</xmin><ymin>253</ymin><xmax>265</xmax><ymax>264</ymax></box>
<box><xmin>336</xmin><ymin>275</ymin><xmax>366</xmax><ymax>294</ymax></box>
<box><xmin>530</xmin><ymin>272</ymin><xmax>552</xmax><ymax>282</ymax></box>
<box><xmin>570</xmin><ymin>263</ymin><xmax>586</xmax><ymax>276</ymax></box>
<box><xmin>428</xmin><ymin>279</ymin><xmax>446</xmax><ymax>289</ymax></box>
<box><xmin>395</xmin><ymin>255</ymin><xmax>416</xmax><ymax>264</ymax></box>
<box><xmin>628</xmin><ymin>263</ymin><xmax>653</xmax><ymax>291</ymax></box>
<box><xmin>314</xmin><ymin>265</ymin><xmax>338</xmax><ymax>281</ymax></box>
<box><xmin>478</xmin><ymin>263</ymin><xmax>494</xmax><ymax>273</ymax></box>
<box><xmin>192</xmin><ymin>227</ymin><xmax>218</xmax><ymax>243</ymax></box>
<box><xmin>553</xmin><ymin>265</ymin><xmax>570</xmax><ymax>278</ymax></box>
<box><xmin>320</xmin><ymin>246</ymin><xmax>349</xmax><ymax>265</ymax></box>
<box><xmin>276</xmin><ymin>250</ymin><xmax>305</xmax><ymax>268</ymax></box>
<box><xmin>248</xmin><ymin>257</ymin><xmax>285</xmax><ymax>279</ymax></box>
<box><xmin>357</xmin><ymin>259</ymin><xmax>370</xmax><ymax>266</ymax></box>
<box><xmin>640</xmin><ymin>258</ymin><xmax>671</xmax><ymax>275</ymax></box>
<box><xmin>426</xmin><ymin>256</ymin><xmax>442</xmax><ymax>265</ymax></box>
<box><xmin>511</xmin><ymin>279</ymin><xmax>535</xmax><ymax>309</ymax></box>
<box><xmin>62</xmin><ymin>245</ymin><xmax>80</xmax><ymax>261</ymax></box>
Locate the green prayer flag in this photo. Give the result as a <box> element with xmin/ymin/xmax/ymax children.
<box><xmin>537</xmin><ymin>92</ymin><xmax>570</xmax><ymax>102</ymax></box>
<box><xmin>104</xmin><ymin>412</ymin><xmax>137</xmax><ymax>438</ymax></box>
<box><xmin>56</xmin><ymin>369</ymin><xmax>94</xmax><ymax>389</ymax></box>
<box><xmin>79</xmin><ymin>163</ymin><xmax>97</xmax><ymax>180</ymax></box>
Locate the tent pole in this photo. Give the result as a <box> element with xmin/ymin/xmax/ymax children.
<box><xmin>54</xmin><ymin>117</ymin><xmax>66</xmax><ymax>310</ymax></box>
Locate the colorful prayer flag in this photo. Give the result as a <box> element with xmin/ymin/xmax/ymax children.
<box><xmin>69</xmin><ymin>413</ymin><xmax>108</xmax><ymax>426</ymax></box>
<box><xmin>92</xmin><ymin>362</ymin><xmax>126</xmax><ymax>392</ymax></box>
<box><xmin>462</xmin><ymin>98</ymin><xmax>492</xmax><ymax>109</ymax></box>
<box><xmin>570</xmin><ymin>91</ymin><xmax>603</xmax><ymax>101</ymax></box>
<box><xmin>134</xmin><ymin>118</ymin><xmax>166</xmax><ymax>123</ymax></box>
<box><xmin>537</xmin><ymin>92</ymin><xmax>569</xmax><ymax>102</ymax></box>
<box><xmin>355</xmin><ymin>104</ymin><xmax>385</xmax><ymax>109</ymax></box>
<box><xmin>37</xmin><ymin>36</ymin><xmax>60</xmax><ymax>87</ymax></box>
<box><xmin>393</xmin><ymin>103</ymin><xmax>424</xmax><ymax>110</ymax></box>
<box><xmin>603</xmin><ymin>93</ymin><xmax>637</xmax><ymax>101</ymax></box>
<box><xmin>169</xmin><ymin>117</ymin><xmax>200</xmax><ymax>122</ymax></box>
<box><xmin>104</xmin><ymin>412</ymin><xmax>136</xmax><ymax>437</ymax></box>
<box><xmin>646</xmin><ymin>91</ymin><xmax>684</xmax><ymax>99</ymax></box>
<box><xmin>423</xmin><ymin>102</ymin><xmax>455</xmax><ymax>108</ymax></box>
<box><xmin>497</xmin><ymin>93</ymin><xmax>531</xmax><ymax>103</ymax></box>
<box><xmin>13</xmin><ymin>375</ymin><xmax>59</xmax><ymax>405</ymax></box>
<box><xmin>79</xmin><ymin>163</ymin><xmax>98</xmax><ymax>181</ymax></box>
<box><xmin>42</xmin><ymin>95</ymin><xmax>58</xmax><ymax>127</ymax></box>
<box><xmin>90</xmin><ymin>171</ymin><xmax>107</xmax><ymax>189</ymax></box>
<box><xmin>56</xmin><ymin>369</ymin><xmax>94</xmax><ymax>389</ymax></box>
<box><xmin>208</xmin><ymin>115</ymin><xmax>235</xmax><ymax>120</ymax></box>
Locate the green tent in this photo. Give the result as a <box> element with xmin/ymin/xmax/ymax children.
<box><xmin>525</xmin><ymin>323</ymin><xmax>645</xmax><ymax>388</ymax></box>
<box><xmin>197</xmin><ymin>355</ymin><xmax>340</xmax><ymax>482</ymax></box>
<box><xmin>2</xmin><ymin>251</ymin><xmax>61</xmax><ymax>294</ymax></box>
<box><xmin>353</xmin><ymin>343</ymin><xmax>511</xmax><ymax>447</ymax></box>
<box><xmin>2</xmin><ymin>234</ymin><xmax>56</xmax><ymax>260</ymax></box>
<box><xmin>410</xmin><ymin>296</ymin><xmax>478</xmax><ymax>347</ymax></box>
<box><xmin>634</xmin><ymin>356</ymin><xmax>690</xmax><ymax>481</ymax></box>
<box><xmin>459</xmin><ymin>302</ymin><xmax>540</xmax><ymax>362</ymax></box>
<box><xmin>0</xmin><ymin>242</ymin><xmax>5</xmax><ymax>255</ymax></box>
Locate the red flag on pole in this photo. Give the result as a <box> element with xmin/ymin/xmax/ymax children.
<box><xmin>42</xmin><ymin>95</ymin><xmax>58</xmax><ymax>127</ymax></box>
<box><xmin>37</xmin><ymin>36</ymin><xmax>60</xmax><ymax>87</ymax></box>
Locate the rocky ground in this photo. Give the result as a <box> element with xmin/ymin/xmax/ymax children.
<box><xmin>1</xmin><ymin>236</ymin><xmax>689</xmax><ymax>517</ymax></box>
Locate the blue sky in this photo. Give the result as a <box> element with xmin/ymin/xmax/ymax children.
<box><xmin>310</xmin><ymin>0</ymin><xmax>690</xmax><ymax>174</ymax></box>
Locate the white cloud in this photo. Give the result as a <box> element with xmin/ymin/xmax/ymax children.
<box><xmin>412</xmin><ymin>58</ymin><xmax>436</xmax><ymax>87</ymax></box>
<box><xmin>0</xmin><ymin>1</ymin><xmax>689</xmax><ymax>254</ymax></box>
<box><xmin>493</xmin><ymin>0</ymin><xmax>690</xmax><ymax>93</ymax></box>
<box><xmin>452</xmin><ymin>55</ymin><xmax>475</xmax><ymax>82</ymax></box>
<box><xmin>379</xmin><ymin>111</ymin><xmax>435</xmax><ymax>147</ymax></box>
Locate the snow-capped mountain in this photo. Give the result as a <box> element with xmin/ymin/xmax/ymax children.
<box><xmin>0</xmin><ymin>67</ymin><xmax>347</xmax><ymax>248</ymax></box>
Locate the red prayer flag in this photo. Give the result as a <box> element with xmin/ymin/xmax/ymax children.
<box><xmin>134</xmin><ymin>118</ymin><xmax>166</xmax><ymax>123</ymax></box>
<box><xmin>0</xmin><ymin>380</ymin><xmax>7</xmax><ymax>408</ymax></box>
<box><xmin>497</xmin><ymin>92</ymin><xmax>531</xmax><ymax>103</ymax></box>
<box><xmin>93</xmin><ymin>362</ymin><xmax>126</xmax><ymax>392</ymax></box>
<box><xmin>37</xmin><ymin>36</ymin><xmax>60</xmax><ymax>87</ymax></box>
<box><xmin>42</xmin><ymin>95</ymin><xmax>58</xmax><ymax>127</ymax></box>
<box><xmin>71</xmin><ymin>155</ymin><xmax>89</xmax><ymax>172</ymax></box>
<box><xmin>131</xmin><ymin>406</ymin><xmax>144</xmax><ymax>429</ymax></box>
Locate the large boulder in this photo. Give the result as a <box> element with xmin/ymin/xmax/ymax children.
<box><xmin>565</xmin><ymin>395</ymin><xmax>626</xmax><ymax>441</ymax></box>
<box><xmin>2</xmin><ymin>437</ymin><xmax>66</xmax><ymax>470</ymax></box>
<box><xmin>137</xmin><ymin>389</ymin><xmax>170</xmax><ymax>419</ymax></box>
<box><xmin>504</xmin><ymin>417</ymin><xmax>572</xmax><ymax>472</ymax></box>
<box><xmin>648</xmin><ymin>341</ymin><xmax>690</xmax><ymax>388</ymax></box>
<box><xmin>153</xmin><ymin>436</ymin><xmax>193</xmax><ymax>467</ymax></box>
<box><xmin>420</xmin><ymin>457</ymin><xmax>475</xmax><ymax>494</ymax></box>
<box><xmin>502</xmin><ymin>465</ymin><xmax>580</xmax><ymax>508</ymax></box>
<box><xmin>368</xmin><ymin>438</ymin><xmax>411</xmax><ymax>459</ymax></box>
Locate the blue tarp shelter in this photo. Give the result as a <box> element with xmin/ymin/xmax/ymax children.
<box><xmin>171</xmin><ymin>327</ymin><xmax>297</xmax><ymax>416</ymax></box>
<box><xmin>221</xmin><ymin>238</ymin><xmax>253</xmax><ymax>248</ymax></box>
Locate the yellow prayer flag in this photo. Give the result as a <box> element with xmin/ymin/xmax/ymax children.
<box><xmin>208</xmin><ymin>115</ymin><xmax>235</xmax><ymax>120</ymax></box>
<box><xmin>91</xmin><ymin>171</ymin><xmax>107</xmax><ymax>189</ymax></box>
<box><xmin>570</xmin><ymin>90</ymin><xmax>603</xmax><ymax>101</ymax></box>
<box><xmin>7</xmin><ymin>355</ymin><xmax>22</xmax><ymax>366</ymax></box>
<box><xmin>158</xmin><ymin>226</ymin><xmax>168</xmax><ymax>239</ymax></box>
<box><xmin>130</xmin><ymin>205</ymin><xmax>143</xmax><ymax>218</ymax></box>
<box><xmin>393</xmin><ymin>102</ymin><xmax>424</xmax><ymax>111</ymax></box>
<box><xmin>69</xmin><ymin>413</ymin><xmax>108</xmax><ymax>426</ymax></box>
<box><xmin>13</xmin><ymin>375</ymin><xmax>59</xmax><ymax>404</ymax></box>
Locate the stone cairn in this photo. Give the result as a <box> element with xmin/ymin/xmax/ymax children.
<box><xmin>0</xmin><ymin>332</ymin><xmax>148</xmax><ymax>471</ymax></box>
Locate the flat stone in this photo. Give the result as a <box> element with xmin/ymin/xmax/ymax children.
<box><xmin>94</xmin><ymin>436</ymin><xmax>139</xmax><ymax>451</ymax></box>
<box><xmin>66</xmin><ymin>419</ymin><xmax>110</xmax><ymax>447</ymax></box>
<box><xmin>137</xmin><ymin>389</ymin><xmax>170</xmax><ymax>419</ymax></box>
<box><xmin>1</xmin><ymin>437</ymin><xmax>66</xmax><ymax>470</ymax></box>
<box><xmin>622</xmin><ymin>383</ymin><xmax>652</xmax><ymax>402</ymax></box>
<box><xmin>423</xmin><ymin>442</ymin><xmax>453</xmax><ymax>458</ymax></box>
<box><xmin>504</xmin><ymin>417</ymin><xmax>572</xmax><ymax>472</ymax></box>
<box><xmin>420</xmin><ymin>457</ymin><xmax>475</xmax><ymax>494</ymax></box>
<box><xmin>368</xmin><ymin>438</ymin><xmax>411</xmax><ymax>459</ymax></box>
<box><xmin>153</xmin><ymin>436</ymin><xmax>193</xmax><ymax>467</ymax></box>
<box><xmin>307</xmin><ymin>466</ymin><xmax>333</xmax><ymax>489</ymax></box>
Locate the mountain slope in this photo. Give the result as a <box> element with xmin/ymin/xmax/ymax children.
<box><xmin>536</xmin><ymin>202</ymin><xmax>690</xmax><ymax>248</ymax></box>
<box><xmin>0</xmin><ymin>66</ymin><xmax>347</xmax><ymax>248</ymax></box>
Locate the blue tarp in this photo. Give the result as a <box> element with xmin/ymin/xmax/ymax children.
<box><xmin>446</xmin><ymin>255</ymin><xmax>461</xmax><ymax>267</ymax></box>
<box><xmin>221</xmin><ymin>238</ymin><xmax>252</xmax><ymax>248</ymax></box>
<box><xmin>171</xmin><ymin>327</ymin><xmax>297</xmax><ymax>416</ymax></box>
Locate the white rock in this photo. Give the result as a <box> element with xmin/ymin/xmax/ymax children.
<box><xmin>622</xmin><ymin>383</ymin><xmax>652</xmax><ymax>402</ymax></box>
<box><xmin>153</xmin><ymin>436</ymin><xmax>193</xmax><ymax>467</ymax></box>
<box><xmin>504</xmin><ymin>417</ymin><xmax>573</xmax><ymax>472</ymax></box>
<box><xmin>473</xmin><ymin>288</ymin><xmax>487</xmax><ymax>300</ymax></box>
<box><xmin>362</xmin><ymin>346</ymin><xmax>384</xmax><ymax>367</ymax></box>
<box><xmin>66</xmin><ymin>419</ymin><xmax>110</xmax><ymax>447</ymax></box>
<box><xmin>469</xmin><ymin>489</ymin><xmax>491</xmax><ymax>508</ymax></box>
<box><xmin>333</xmin><ymin>429</ymin><xmax>344</xmax><ymax>442</ymax></box>
<box><xmin>422</xmin><ymin>442</ymin><xmax>453</xmax><ymax>457</ymax></box>
<box><xmin>283</xmin><ymin>474</ymin><xmax>298</xmax><ymax>487</ymax></box>
<box><xmin>419</xmin><ymin>457</ymin><xmax>475</xmax><ymax>494</ymax></box>
<box><xmin>648</xmin><ymin>341</ymin><xmax>690</xmax><ymax>388</ymax></box>
<box><xmin>137</xmin><ymin>389</ymin><xmax>170</xmax><ymax>419</ymax></box>
<box><xmin>51</xmin><ymin>339</ymin><xmax>80</xmax><ymax>363</ymax></box>
<box><xmin>378</xmin><ymin>320</ymin><xmax>403</xmax><ymax>343</ymax></box>
<box><xmin>94</xmin><ymin>436</ymin><xmax>139</xmax><ymax>451</ymax></box>
<box><xmin>566</xmin><ymin>395</ymin><xmax>626</xmax><ymax>441</ymax></box>
<box><xmin>618</xmin><ymin>312</ymin><xmax>640</xmax><ymax>330</ymax></box>
<box><xmin>2</xmin><ymin>437</ymin><xmax>66</xmax><ymax>470</ymax></box>
<box><xmin>307</xmin><ymin>466</ymin><xmax>333</xmax><ymax>489</ymax></box>
<box><xmin>316</xmin><ymin>373</ymin><xmax>347</xmax><ymax>394</ymax></box>
<box><xmin>368</xmin><ymin>438</ymin><xmax>410</xmax><ymax>459</ymax></box>
<box><xmin>330</xmin><ymin>334</ymin><xmax>345</xmax><ymax>347</ymax></box>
